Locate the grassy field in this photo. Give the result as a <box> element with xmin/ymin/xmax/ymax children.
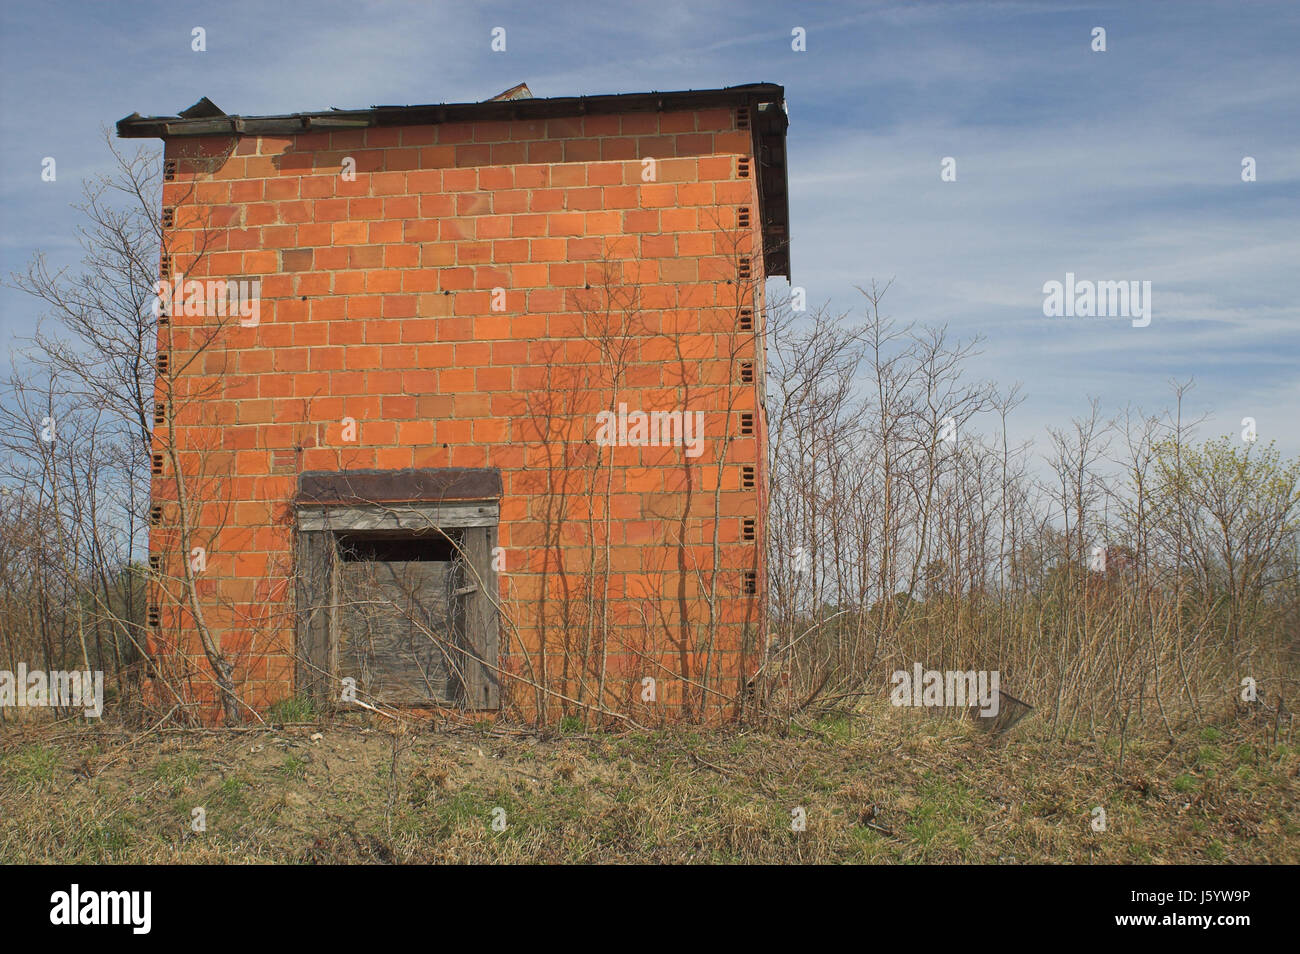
<box><xmin>1</xmin><ymin>705</ymin><xmax>1295</xmax><ymax>864</ymax></box>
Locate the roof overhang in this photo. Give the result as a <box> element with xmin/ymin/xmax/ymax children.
<box><xmin>117</xmin><ymin>83</ymin><xmax>791</xmax><ymax>278</ymax></box>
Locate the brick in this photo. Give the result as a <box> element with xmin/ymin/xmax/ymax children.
<box><xmin>456</xmin><ymin>193</ymin><xmax>491</xmax><ymax>216</ymax></box>
<box><xmin>331</xmin><ymin>221</ymin><xmax>366</xmax><ymax>245</ymax></box>
<box><xmin>513</xmin><ymin>165</ymin><xmax>548</xmax><ymax>189</ymax></box>
<box><xmin>565</xmin><ymin>187</ymin><xmax>602</xmax><ymax>210</ymax></box>
<box><xmin>588</xmin><ymin>163</ymin><xmax>623</xmax><ymax>186</ymax></box>
<box><xmin>148</xmin><ymin>94</ymin><xmax>773</xmax><ymax>723</ymax></box>
<box><xmin>527</xmin><ymin>140</ymin><xmax>563</xmax><ymax>163</ymax></box>
<box><xmin>547</xmin><ymin>213</ymin><xmax>585</xmax><ymax>237</ymax></box>
<box><xmin>511</xmin><ymin>214</ymin><xmax>547</xmax><ymax>238</ymax></box>
<box><xmin>437</xmin><ymin>123</ymin><xmax>473</xmax><ymax>144</ymax></box>
<box><xmin>527</xmin><ymin>189</ymin><xmax>562</xmax><ymax>213</ymax></box>
<box><xmin>419</xmin><ymin>145</ymin><xmax>456</xmax><ymax>168</ymax></box>
<box><xmin>455</xmin><ymin>144</ymin><xmax>491</xmax><ymax>167</ymax></box>
<box><xmin>489</xmin><ymin>141</ymin><xmax>527</xmax><ymax>166</ymax></box>
<box><xmin>280</xmin><ymin>248</ymin><xmax>313</xmax><ymax>271</ymax></box>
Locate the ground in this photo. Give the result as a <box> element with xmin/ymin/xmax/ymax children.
<box><xmin>1</xmin><ymin>706</ymin><xmax>1295</xmax><ymax>863</ymax></box>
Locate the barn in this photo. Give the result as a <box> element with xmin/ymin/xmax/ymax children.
<box><xmin>116</xmin><ymin>82</ymin><xmax>790</xmax><ymax>723</ymax></box>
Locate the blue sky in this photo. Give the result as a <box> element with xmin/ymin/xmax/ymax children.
<box><xmin>2</xmin><ymin>0</ymin><xmax>1297</xmax><ymax>457</ymax></box>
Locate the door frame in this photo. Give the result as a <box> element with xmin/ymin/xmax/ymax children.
<box><xmin>293</xmin><ymin>474</ymin><xmax>502</xmax><ymax>711</ymax></box>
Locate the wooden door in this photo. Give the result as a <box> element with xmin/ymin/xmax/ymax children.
<box><xmin>336</xmin><ymin>547</ymin><xmax>465</xmax><ymax>706</ymax></box>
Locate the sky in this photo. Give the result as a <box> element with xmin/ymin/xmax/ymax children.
<box><xmin>1</xmin><ymin>0</ymin><xmax>1297</xmax><ymax>460</ymax></box>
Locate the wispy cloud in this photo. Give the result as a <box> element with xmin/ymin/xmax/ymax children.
<box><xmin>1</xmin><ymin>0</ymin><xmax>1296</xmax><ymax>454</ymax></box>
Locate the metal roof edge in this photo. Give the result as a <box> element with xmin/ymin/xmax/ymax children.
<box><xmin>116</xmin><ymin>83</ymin><xmax>791</xmax><ymax>278</ymax></box>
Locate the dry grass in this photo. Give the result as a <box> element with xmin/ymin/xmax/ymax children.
<box><xmin>1</xmin><ymin>703</ymin><xmax>1295</xmax><ymax>864</ymax></box>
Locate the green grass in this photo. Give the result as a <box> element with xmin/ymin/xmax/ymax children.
<box><xmin>559</xmin><ymin>715</ymin><xmax>583</xmax><ymax>734</ymax></box>
<box><xmin>151</xmin><ymin>754</ymin><xmax>203</xmax><ymax>787</ymax></box>
<box><xmin>78</xmin><ymin>815</ymin><xmax>133</xmax><ymax>858</ymax></box>
<box><xmin>429</xmin><ymin>787</ymin><xmax>493</xmax><ymax>833</ymax></box>
<box><xmin>1</xmin><ymin>709</ymin><xmax>1295</xmax><ymax>864</ymax></box>
<box><xmin>904</xmin><ymin>774</ymin><xmax>985</xmax><ymax>860</ymax></box>
<box><xmin>207</xmin><ymin>775</ymin><xmax>252</xmax><ymax>816</ymax></box>
<box><xmin>809</xmin><ymin>714</ymin><xmax>853</xmax><ymax>743</ymax></box>
<box><xmin>278</xmin><ymin>754</ymin><xmax>307</xmax><ymax>779</ymax></box>
<box><xmin>266</xmin><ymin>696</ymin><xmax>316</xmax><ymax>723</ymax></box>
<box><xmin>1</xmin><ymin>744</ymin><xmax>59</xmax><ymax>786</ymax></box>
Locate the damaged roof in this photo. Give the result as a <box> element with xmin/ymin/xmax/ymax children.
<box><xmin>116</xmin><ymin>83</ymin><xmax>790</xmax><ymax>278</ymax></box>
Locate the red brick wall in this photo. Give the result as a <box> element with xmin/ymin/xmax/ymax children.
<box><xmin>149</xmin><ymin>104</ymin><xmax>768</xmax><ymax>723</ymax></box>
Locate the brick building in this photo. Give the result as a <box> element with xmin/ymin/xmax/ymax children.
<box><xmin>117</xmin><ymin>82</ymin><xmax>790</xmax><ymax>723</ymax></box>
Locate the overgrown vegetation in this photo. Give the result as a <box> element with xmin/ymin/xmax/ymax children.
<box><xmin>762</xmin><ymin>289</ymin><xmax>1300</xmax><ymax>750</ymax></box>
<box><xmin>1</xmin><ymin>704</ymin><xmax>1293</xmax><ymax>864</ymax></box>
<box><xmin>1</xmin><ymin>134</ymin><xmax>1295</xmax><ymax>755</ymax></box>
